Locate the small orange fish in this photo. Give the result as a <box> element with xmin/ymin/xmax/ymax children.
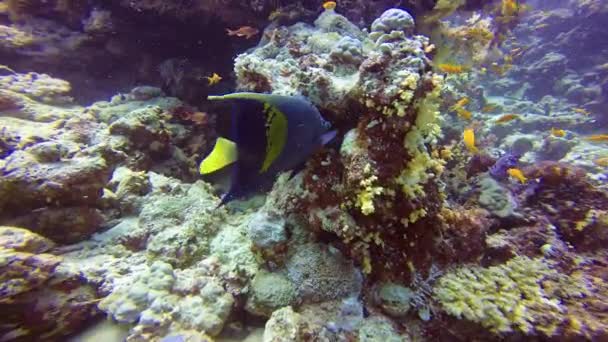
<box><xmin>551</xmin><ymin>127</ymin><xmax>566</xmax><ymax>137</ymax></box>
<box><xmin>495</xmin><ymin>113</ymin><xmax>520</xmax><ymax>123</ymax></box>
<box><xmin>510</xmin><ymin>47</ymin><xmax>522</xmax><ymax>55</ymax></box>
<box><xmin>322</xmin><ymin>1</ymin><xmax>337</xmax><ymax>10</ymax></box>
<box><xmin>463</xmin><ymin>128</ymin><xmax>478</xmax><ymax>153</ymax></box>
<box><xmin>456</xmin><ymin>108</ymin><xmax>472</xmax><ymax>120</ymax></box>
<box><xmin>226</xmin><ymin>26</ymin><xmax>259</xmax><ymax>39</ymax></box>
<box><xmin>437</xmin><ymin>63</ymin><xmax>467</xmax><ymax>74</ymax></box>
<box><xmin>481</xmin><ymin>104</ymin><xmax>498</xmax><ymax>113</ymax></box>
<box><xmin>206</xmin><ymin>72</ymin><xmax>222</xmax><ymax>85</ymax></box>
<box><xmin>573</xmin><ymin>107</ymin><xmax>590</xmax><ymax>116</ymax></box>
<box><xmin>594</xmin><ymin>157</ymin><xmax>608</xmax><ymax>167</ymax></box>
<box><xmin>584</xmin><ymin>134</ymin><xmax>608</xmax><ymax>142</ymax></box>
<box><xmin>507</xmin><ymin>168</ymin><xmax>527</xmax><ymax>184</ymax></box>
<box><xmin>501</xmin><ymin>0</ymin><xmax>520</xmax><ymax>17</ymax></box>
<box><xmin>453</xmin><ymin>97</ymin><xmax>469</xmax><ymax>108</ymax></box>
<box><xmin>190</xmin><ymin>111</ymin><xmax>208</xmax><ymax>125</ymax></box>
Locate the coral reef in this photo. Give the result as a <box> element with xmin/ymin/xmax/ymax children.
<box><xmin>0</xmin><ymin>74</ymin><xmax>212</xmax><ymax>243</ymax></box>
<box><xmin>99</xmin><ymin>260</ymin><xmax>233</xmax><ymax>338</ymax></box>
<box><xmin>520</xmin><ymin>161</ymin><xmax>608</xmax><ymax>252</ymax></box>
<box><xmin>434</xmin><ymin>254</ymin><xmax>608</xmax><ymax>339</ymax></box>
<box><xmin>1</xmin><ymin>1</ymin><xmax>608</xmax><ymax>341</ymax></box>
<box><xmin>235</xmin><ymin>6</ymin><xmax>450</xmax><ymax>283</ymax></box>
<box><xmin>0</xmin><ymin>226</ymin><xmax>100</xmax><ymax>340</ymax></box>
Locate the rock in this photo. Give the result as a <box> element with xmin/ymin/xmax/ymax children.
<box><xmin>0</xmin><ymin>226</ymin><xmax>55</xmax><ymax>253</ymax></box>
<box><xmin>0</xmin><ymin>250</ymin><xmax>62</xmax><ymax>303</ymax></box>
<box><xmin>210</xmin><ymin>221</ymin><xmax>259</xmax><ymax>278</ymax></box>
<box><xmin>99</xmin><ymin>261</ymin><xmax>234</xmax><ymax>338</ymax></box>
<box><xmin>0</xmin><ymin>227</ymin><xmax>100</xmax><ymax>340</ymax></box>
<box><xmin>246</xmin><ymin>270</ymin><xmax>297</xmax><ymax>317</ymax></box>
<box><xmin>0</xmin><ymin>150</ymin><xmax>110</xmax><ymax>215</ymax></box>
<box><xmin>370</xmin><ymin>8</ymin><xmax>415</xmax><ymax>35</ymax></box>
<box><xmin>374</xmin><ymin>282</ymin><xmax>414</xmax><ymax>318</ymax></box>
<box><xmin>128</xmin><ymin>86</ymin><xmax>164</xmax><ymax>101</ymax></box>
<box><xmin>4</xmin><ymin>206</ymin><xmax>106</xmax><ymax>245</ymax></box>
<box><xmin>263</xmin><ymin>307</ymin><xmax>306</xmax><ymax>342</ymax></box>
<box><xmin>0</xmin><ymin>72</ymin><xmax>73</xmax><ymax>105</ymax></box>
<box><xmin>477</xmin><ymin>176</ymin><xmax>518</xmax><ymax>219</ymax></box>
<box><xmin>246</xmin><ymin>211</ymin><xmax>287</xmax><ymax>251</ymax></box>
<box><xmin>285</xmin><ymin>243</ymin><xmax>362</xmax><ymax>303</ymax></box>
<box><xmin>357</xmin><ymin>317</ymin><xmax>404</xmax><ymax>342</ymax></box>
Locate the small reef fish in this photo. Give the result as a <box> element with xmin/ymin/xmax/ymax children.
<box><xmin>594</xmin><ymin>157</ymin><xmax>608</xmax><ymax>167</ymax></box>
<box><xmin>437</xmin><ymin>63</ymin><xmax>467</xmax><ymax>74</ymax></box>
<box><xmin>226</xmin><ymin>26</ymin><xmax>259</xmax><ymax>39</ymax></box>
<box><xmin>206</xmin><ymin>73</ymin><xmax>222</xmax><ymax>85</ymax></box>
<box><xmin>507</xmin><ymin>168</ymin><xmax>527</xmax><ymax>184</ymax></box>
<box><xmin>200</xmin><ymin>92</ymin><xmax>336</xmax><ymax>205</ymax></box>
<box><xmin>481</xmin><ymin>104</ymin><xmax>498</xmax><ymax>113</ymax></box>
<box><xmin>500</xmin><ymin>0</ymin><xmax>521</xmax><ymax>17</ymax></box>
<box><xmin>453</xmin><ymin>97</ymin><xmax>469</xmax><ymax>108</ymax></box>
<box><xmin>456</xmin><ymin>108</ymin><xmax>472</xmax><ymax>120</ymax></box>
<box><xmin>490</xmin><ymin>152</ymin><xmax>520</xmax><ymax>179</ymax></box>
<box><xmin>463</xmin><ymin>128</ymin><xmax>478</xmax><ymax>154</ymax></box>
<box><xmin>584</xmin><ymin>134</ymin><xmax>608</xmax><ymax>143</ymax></box>
<box><xmin>551</xmin><ymin>127</ymin><xmax>566</xmax><ymax>138</ymax></box>
<box><xmin>495</xmin><ymin>113</ymin><xmax>520</xmax><ymax>123</ymax></box>
<box><xmin>450</xmin><ymin>97</ymin><xmax>472</xmax><ymax>120</ymax></box>
<box><xmin>573</xmin><ymin>107</ymin><xmax>590</xmax><ymax>116</ymax></box>
<box><xmin>322</xmin><ymin>1</ymin><xmax>337</xmax><ymax>10</ymax></box>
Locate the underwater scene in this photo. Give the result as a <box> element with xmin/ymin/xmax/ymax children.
<box><xmin>1</xmin><ymin>0</ymin><xmax>607</xmax><ymax>341</ymax></box>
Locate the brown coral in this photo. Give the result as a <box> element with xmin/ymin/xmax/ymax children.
<box><xmin>436</xmin><ymin>207</ymin><xmax>493</xmax><ymax>264</ymax></box>
<box><xmin>521</xmin><ymin>161</ymin><xmax>608</xmax><ymax>252</ymax></box>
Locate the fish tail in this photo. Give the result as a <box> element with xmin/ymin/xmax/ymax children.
<box><xmin>226</xmin><ymin>28</ymin><xmax>234</xmax><ymax>35</ymax></box>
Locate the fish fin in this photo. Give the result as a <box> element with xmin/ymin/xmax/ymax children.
<box><xmin>208</xmin><ymin>92</ymin><xmax>270</xmax><ymax>102</ymax></box>
<box><xmin>288</xmin><ymin>162</ymin><xmax>307</xmax><ymax>180</ymax></box>
<box><xmin>260</xmin><ymin>103</ymin><xmax>288</xmax><ymax>173</ymax></box>
<box><xmin>200</xmin><ymin>137</ymin><xmax>238</xmax><ymax>175</ymax></box>
<box><xmin>215</xmin><ymin>192</ymin><xmax>236</xmax><ymax>208</ymax></box>
<box><xmin>320</xmin><ymin>130</ymin><xmax>337</xmax><ymax>145</ymax></box>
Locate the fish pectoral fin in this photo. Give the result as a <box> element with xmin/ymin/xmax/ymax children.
<box><xmin>320</xmin><ymin>130</ymin><xmax>337</xmax><ymax>145</ymax></box>
<box><xmin>200</xmin><ymin>137</ymin><xmax>238</xmax><ymax>175</ymax></box>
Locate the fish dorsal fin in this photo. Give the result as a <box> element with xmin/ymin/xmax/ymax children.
<box><xmin>260</xmin><ymin>102</ymin><xmax>288</xmax><ymax>173</ymax></box>
<box><xmin>199</xmin><ymin>137</ymin><xmax>238</xmax><ymax>175</ymax></box>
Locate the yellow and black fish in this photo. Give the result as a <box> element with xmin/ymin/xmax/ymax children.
<box><xmin>200</xmin><ymin>92</ymin><xmax>336</xmax><ymax>205</ymax></box>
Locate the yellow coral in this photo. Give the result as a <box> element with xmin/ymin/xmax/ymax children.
<box><xmin>434</xmin><ymin>256</ymin><xmax>588</xmax><ymax>336</ymax></box>
<box><xmin>355</xmin><ymin>163</ymin><xmax>383</xmax><ymax>215</ymax></box>
<box><xmin>575</xmin><ymin>209</ymin><xmax>608</xmax><ymax>231</ymax></box>
<box><xmin>396</xmin><ymin>74</ymin><xmax>444</xmax><ymax>199</ymax></box>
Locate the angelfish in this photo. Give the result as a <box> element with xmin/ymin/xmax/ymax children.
<box><xmin>200</xmin><ymin>92</ymin><xmax>336</xmax><ymax>205</ymax></box>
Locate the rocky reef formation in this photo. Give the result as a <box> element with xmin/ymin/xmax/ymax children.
<box><xmin>235</xmin><ymin>6</ymin><xmax>452</xmax><ymax>283</ymax></box>
<box><xmin>0</xmin><ymin>226</ymin><xmax>101</xmax><ymax>340</ymax></box>
<box><xmin>0</xmin><ymin>73</ymin><xmax>213</xmax><ymax>244</ymax></box>
<box><xmin>0</xmin><ymin>0</ymin><xmax>407</xmax><ymax>105</ymax></box>
<box><xmin>1</xmin><ymin>1</ymin><xmax>608</xmax><ymax>341</ymax></box>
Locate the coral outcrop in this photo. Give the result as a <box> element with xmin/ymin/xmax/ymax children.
<box><xmin>0</xmin><ymin>226</ymin><xmax>100</xmax><ymax>340</ymax></box>
<box><xmin>235</xmin><ymin>7</ymin><xmax>449</xmax><ymax>282</ymax></box>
